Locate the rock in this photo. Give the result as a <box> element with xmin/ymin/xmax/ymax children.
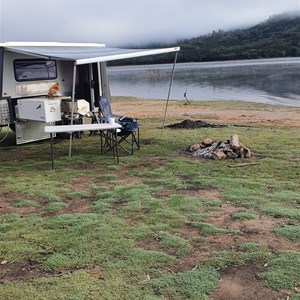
<box><xmin>225</xmin><ymin>150</ymin><xmax>238</xmax><ymax>159</ymax></box>
<box><xmin>202</xmin><ymin>138</ymin><xmax>213</xmax><ymax>146</ymax></box>
<box><xmin>212</xmin><ymin>150</ymin><xmax>227</xmax><ymax>160</ymax></box>
<box><xmin>189</xmin><ymin>144</ymin><xmax>202</xmax><ymax>152</ymax></box>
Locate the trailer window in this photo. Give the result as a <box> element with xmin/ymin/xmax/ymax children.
<box><xmin>14</xmin><ymin>60</ymin><xmax>57</xmax><ymax>82</ymax></box>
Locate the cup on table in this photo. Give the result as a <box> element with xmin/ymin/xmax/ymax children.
<box><xmin>109</xmin><ymin>117</ymin><xmax>115</xmax><ymax>124</ymax></box>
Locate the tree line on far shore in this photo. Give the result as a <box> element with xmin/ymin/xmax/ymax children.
<box><xmin>110</xmin><ymin>13</ymin><xmax>300</xmax><ymax>65</ymax></box>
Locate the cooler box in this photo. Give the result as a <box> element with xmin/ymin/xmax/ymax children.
<box><xmin>17</xmin><ymin>98</ymin><xmax>61</xmax><ymax>122</ymax></box>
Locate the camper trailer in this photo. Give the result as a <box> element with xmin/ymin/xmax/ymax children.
<box><xmin>0</xmin><ymin>42</ymin><xmax>179</xmax><ymax>144</ymax></box>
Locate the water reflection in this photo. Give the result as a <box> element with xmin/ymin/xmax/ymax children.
<box><xmin>108</xmin><ymin>58</ymin><xmax>300</xmax><ymax>106</ymax></box>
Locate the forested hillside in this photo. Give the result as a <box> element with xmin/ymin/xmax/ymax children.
<box><xmin>178</xmin><ymin>13</ymin><xmax>300</xmax><ymax>62</ymax></box>
<box><xmin>113</xmin><ymin>13</ymin><xmax>300</xmax><ymax>65</ymax></box>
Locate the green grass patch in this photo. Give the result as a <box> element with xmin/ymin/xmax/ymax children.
<box><xmin>203</xmin><ymin>199</ymin><xmax>223</xmax><ymax>207</ymax></box>
<box><xmin>260</xmin><ymin>251</ymin><xmax>300</xmax><ymax>291</ymax></box>
<box><xmin>0</xmin><ymin>214</ymin><xmax>135</xmax><ymax>267</ymax></box>
<box><xmin>155</xmin><ymin>231</ymin><xmax>192</xmax><ymax>256</ymax></box>
<box><xmin>0</xmin><ymin>270</ymin><xmax>147</xmax><ymax>300</ymax></box>
<box><xmin>10</xmin><ymin>199</ymin><xmax>39</xmax><ymax>208</ymax></box>
<box><xmin>187</xmin><ymin>213</ymin><xmax>210</xmax><ymax>222</ymax></box>
<box><xmin>231</xmin><ymin>210</ymin><xmax>256</xmax><ymax>220</ymax></box>
<box><xmin>44</xmin><ymin>194</ymin><xmax>62</xmax><ymax>203</ymax></box>
<box><xmin>273</xmin><ymin>225</ymin><xmax>300</xmax><ymax>241</ymax></box>
<box><xmin>95</xmin><ymin>174</ymin><xmax>118</xmax><ymax>181</ymax></box>
<box><xmin>204</xmin><ymin>249</ymin><xmax>271</xmax><ymax>269</ymax></box>
<box><xmin>64</xmin><ymin>191</ymin><xmax>90</xmax><ymax>199</ymax></box>
<box><xmin>239</xmin><ymin>242</ymin><xmax>268</xmax><ymax>252</ymax></box>
<box><xmin>148</xmin><ymin>267</ymin><xmax>219</xmax><ymax>300</ymax></box>
<box><xmin>167</xmin><ymin>194</ymin><xmax>203</xmax><ymax>212</ymax></box>
<box><xmin>189</xmin><ymin>222</ymin><xmax>228</xmax><ymax>236</ymax></box>
<box><xmin>0</xmin><ymin>213</ymin><xmax>21</xmax><ymax>223</ymax></box>
<box><xmin>260</xmin><ymin>203</ymin><xmax>300</xmax><ymax>220</ymax></box>
<box><xmin>45</xmin><ymin>202</ymin><xmax>68</xmax><ymax>213</ymax></box>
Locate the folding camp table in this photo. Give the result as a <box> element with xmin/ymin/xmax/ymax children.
<box><xmin>44</xmin><ymin>123</ymin><xmax>122</xmax><ymax>169</ymax></box>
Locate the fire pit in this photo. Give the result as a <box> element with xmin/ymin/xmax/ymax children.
<box><xmin>185</xmin><ymin>134</ymin><xmax>252</xmax><ymax>160</ymax></box>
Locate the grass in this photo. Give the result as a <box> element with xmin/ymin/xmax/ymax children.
<box><xmin>231</xmin><ymin>210</ymin><xmax>256</xmax><ymax>220</ymax></box>
<box><xmin>0</xmin><ymin>99</ymin><xmax>300</xmax><ymax>299</ymax></box>
<box><xmin>189</xmin><ymin>222</ymin><xmax>228</xmax><ymax>236</ymax></box>
<box><xmin>154</xmin><ymin>231</ymin><xmax>192</xmax><ymax>256</ymax></box>
<box><xmin>45</xmin><ymin>201</ymin><xmax>68</xmax><ymax>213</ymax></box>
<box><xmin>274</xmin><ymin>225</ymin><xmax>300</xmax><ymax>241</ymax></box>
<box><xmin>10</xmin><ymin>199</ymin><xmax>40</xmax><ymax>208</ymax></box>
<box><xmin>147</xmin><ymin>267</ymin><xmax>219</xmax><ymax>300</ymax></box>
<box><xmin>260</xmin><ymin>251</ymin><xmax>300</xmax><ymax>290</ymax></box>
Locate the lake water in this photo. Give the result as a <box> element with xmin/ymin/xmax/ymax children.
<box><xmin>107</xmin><ymin>57</ymin><xmax>300</xmax><ymax>107</ymax></box>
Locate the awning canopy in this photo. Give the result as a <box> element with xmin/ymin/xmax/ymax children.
<box><xmin>1</xmin><ymin>42</ymin><xmax>180</xmax><ymax>65</ymax></box>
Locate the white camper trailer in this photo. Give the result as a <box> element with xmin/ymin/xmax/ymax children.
<box><xmin>0</xmin><ymin>42</ymin><xmax>180</xmax><ymax>144</ymax></box>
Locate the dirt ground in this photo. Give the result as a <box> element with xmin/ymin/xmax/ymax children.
<box><xmin>1</xmin><ymin>98</ymin><xmax>300</xmax><ymax>299</ymax></box>
<box><xmin>1</xmin><ymin>180</ymin><xmax>298</xmax><ymax>299</ymax></box>
<box><xmin>111</xmin><ymin>98</ymin><xmax>300</xmax><ymax>299</ymax></box>
<box><xmin>111</xmin><ymin>97</ymin><xmax>300</xmax><ymax>127</ymax></box>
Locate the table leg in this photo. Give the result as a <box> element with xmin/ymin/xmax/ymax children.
<box><xmin>114</xmin><ymin>129</ymin><xmax>119</xmax><ymax>164</ymax></box>
<box><xmin>50</xmin><ymin>133</ymin><xmax>54</xmax><ymax>169</ymax></box>
<box><xmin>100</xmin><ymin>130</ymin><xmax>103</xmax><ymax>154</ymax></box>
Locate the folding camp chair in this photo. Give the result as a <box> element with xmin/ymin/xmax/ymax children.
<box><xmin>98</xmin><ymin>96</ymin><xmax>140</xmax><ymax>155</ymax></box>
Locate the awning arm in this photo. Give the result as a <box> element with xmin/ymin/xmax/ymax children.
<box><xmin>161</xmin><ymin>51</ymin><xmax>178</xmax><ymax>137</ymax></box>
<box><xmin>75</xmin><ymin>47</ymin><xmax>180</xmax><ymax>65</ymax></box>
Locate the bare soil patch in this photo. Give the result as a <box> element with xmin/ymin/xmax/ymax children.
<box><xmin>0</xmin><ymin>192</ymin><xmax>44</xmax><ymax>216</ymax></box>
<box><xmin>156</xmin><ymin>186</ymin><xmax>220</xmax><ymax>200</ymax></box>
<box><xmin>111</xmin><ymin>97</ymin><xmax>300</xmax><ymax>127</ymax></box>
<box><xmin>0</xmin><ymin>261</ymin><xmax>80</xmax><ymax>283</ymax></box>
<box><xmin>59</xmin><ymin>197</ymin><xmax>93</xmax><ymax>215</ymax></box>
<box><xmin>205</xmin><ymin>202</ymin><xmax>300</xmax><ymax>252</ymax></box>
<box><xmin>0</xmin><ymin>261</ymin><xmax>46</xmax><ymax>282</ymax></box>
<box><xmin>165</xmin><ymin>119</ymin><xmax>227</xmax><ymax>129</ymax></box>
<box><xmin>210</xmin><ymin>263</ymin><xmax>286</xmax><ymax>300</ymax></box>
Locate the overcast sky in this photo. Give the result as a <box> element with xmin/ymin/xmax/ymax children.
<box><xmin>0</xmin><ymin>0</ymin><xmax>299</xmax><ymax>47</ymax></box>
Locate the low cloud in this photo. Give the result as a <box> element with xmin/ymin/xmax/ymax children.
<box><xmin>1</xmin><ymin>0</ymin><xmax>299</xmax><ymax>46</ymax></box>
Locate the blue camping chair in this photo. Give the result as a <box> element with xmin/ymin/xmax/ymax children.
<box><xmin>98</xmin><ymin>96</ymin><xmax>140</xmax><ymax>155</ymax></box>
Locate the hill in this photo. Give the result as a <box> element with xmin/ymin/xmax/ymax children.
<box><xmin>113</xmin><ymin>13</ymin><xmax>300</xmax><ymax>65</ymax></box>
<box><xmin>178</xmin><ymin>12</ymin><xmax>300</xmax><ymax>62</ymax></box>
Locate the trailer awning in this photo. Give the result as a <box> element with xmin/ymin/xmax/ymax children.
<box><xmin>2</xmin><ymin>42</ymin><xmax>180</xmax><ymax>65</ymax></box>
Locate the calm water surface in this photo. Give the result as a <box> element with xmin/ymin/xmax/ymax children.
<box><xmin>107</xmin><ymin>57</ymin><xmax>300</xmax><ymax>107</ymax></box>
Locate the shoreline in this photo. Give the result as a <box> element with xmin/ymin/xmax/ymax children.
<box><xmin>108</xmin><ymin>57</ymin><xmax>300</xmax><ymax>107</ymax></box>
<box><xmin>111</xmin><ymin>96</ymin><xmax>300</xmax><ymax>127</ymax></box>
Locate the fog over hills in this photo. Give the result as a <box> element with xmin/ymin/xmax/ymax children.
<box><xmin>116</xmin><ymin>12</ymin><xmax>300</xmax><ymax>65</ymax></box>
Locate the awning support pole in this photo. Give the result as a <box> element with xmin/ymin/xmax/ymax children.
<box><xmin>97</xmin><ymin>62</ymin><xmax>103</xmax><ymax>96</ymax></box>
<box><xmin>161</xmin><ymin>52</ymin><xmax>178</xmax><ymax>137</ymax></box>
<box><xmin>89</xmin><ymin>64</ymin><xmax>95</xmax><ymax>112</ymax></box>
<box><xmin>69</xmin><ymin>63</ymin><xmax>77</xmax><ymax>157</ymax></box>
